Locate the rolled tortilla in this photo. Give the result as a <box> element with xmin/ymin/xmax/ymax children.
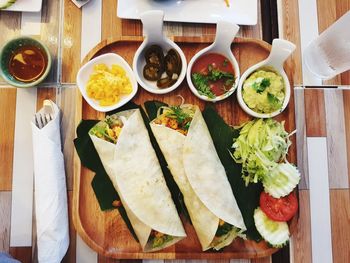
<box><xmin>150</xmin><ymin>105</ymin><xmax>246</xmax><ymax>250</ymax></box>
<box><xmin>89</xmin><ymin>109</ymin><xmax>186</xmax><ymax>252</ymax></box>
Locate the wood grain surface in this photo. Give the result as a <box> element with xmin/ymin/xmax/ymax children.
<box><xmin>316</xmin><ymin>0</ymin><xmax>341</xmax><ymax>86</ymax></box>
<box><xmin>0</xmin><ymin>12</ymin><xmax>21</xmax><ymax>47</ymax></box>
<box><xmin>279</xmin><ymin>0</ymin><xmax>302</xmax><ymax>86</ymax></box>
<box><xmin>290</xmin><ymin>190</ymin><xmax>312</xmax><ymax>263</ymax></box>
<box><xmin>294</xmin><ymin>89</ymin><xmax>309</xmax><ymax>190</ymax></box>
<box><xmin>40</xmin><ymin>0</ymin><xmax>61</xmax><ymax>83</ymax></box>
<box><xmin>343</xmin><ymin>91</ymin><xmax>350</xmax><ymax>186</ymax></box>
<box><xmin>0</xmin><ymin>89</ymin><xmax>16</xmax><ymax>191</ymax></box>
<box><xmin>304</xmin><ymin>89</ymin><xmax>326</xmax><ymax>137</ymax></box>
<box><xmin>73</xmin><ymin>36</ymin><xmax>296</xmax><ymax>260</ymax></box>
<box><xmin>62</xmin><ymin>191</ymin><xmax>77</xmax><ymax>263</ymax></box>
<box><xmin>324</xmin><ymin>89</ymin><xmax>349</xmax><ymax>189</ymax></box>
<box><xmin>0</xmin><ymin>192</ymin><xmax>11</xmax><ymax>253</ymax></box>
<box><xmin>329</xmin><ymin>190</ymin><xmax>350</xmax><ymax>263</ymax></box>
<box><xmin>1</xmin><ymin>0</ymin><xmax>350</xmax><ymax>262</ymax></box>
<box><xmin>62</xmin><ymin>0</ymin><xmax>82</xmax><ymax>83</ymax></box>
<box><xmin>9</xmin><ymin>247</ymin><xmax>33</xmax><ymax>263</ymax></box>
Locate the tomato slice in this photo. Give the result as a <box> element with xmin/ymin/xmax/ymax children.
<box><xmin>260</xmin><ymin>191</ymin><xmax>298</xmax><ymax>222</ymax></box>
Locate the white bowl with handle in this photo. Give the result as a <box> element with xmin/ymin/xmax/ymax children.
<box><xmin>133</xmin><ymin>10</ymin><xmax>187</xmax><ymax>94</ymax></box>
<box><xmin>237</xmin><ymin>39</ymin><xmax>296</xmax><ymax>118</ymax></box>
<box><xmin>186</xmin><ymin>20</ymin><xmax>240</xmax><ymax>102</ymax></box>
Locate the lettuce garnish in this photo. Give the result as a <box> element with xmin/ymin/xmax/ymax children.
<box><xmin>231</xmin><ymin>119</ymin><xmax>300</xmax><ymax>197</ymax></box>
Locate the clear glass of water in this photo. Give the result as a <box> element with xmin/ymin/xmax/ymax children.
<box><xmin>304</xmin><ymin>11</ymin><xmax>350</xmax><ymax>79</ymax></box>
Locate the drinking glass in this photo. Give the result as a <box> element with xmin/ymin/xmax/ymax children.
<box><xmin>304</xmin><ymin>11</ymin><xmax>350</xmax><ymax>79</ymax></box>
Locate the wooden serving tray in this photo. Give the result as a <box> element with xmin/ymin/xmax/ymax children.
<box><xmin>73</xmin><ymin>36</ymin><xmax>298</xmax><ymax>259</ymax></box>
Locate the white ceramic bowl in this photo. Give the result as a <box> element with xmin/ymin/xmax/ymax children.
<box><xmin>187</xmin><ymin>20</ymin><xmax>240</xmax><ymax>102</ymax></box>
<box><xmin>77</xmin><ymin>53</ymin><xmax>138</xmax><ymax>112</ymax></box>
<box><xmin>133</xmin><ymin>10</ymin><xmax>187</xmax><ymax>95</ymax></box>
<box><xmin>237</xmin><ymin>39</ymin><xmax>296</xmax><ymax>118</ymax></box>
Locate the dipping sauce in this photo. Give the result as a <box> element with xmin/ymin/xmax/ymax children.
<box><xmin>242</xmin><ymin>68</ymin><xmax>285</xmax><ymax>114</ymax></box>
<box><xmin>191</xmin><ymin>53</ymin><xmax>235</xmax><ymax>98</ymax></box>
<box><xmin>8</xmin><ymin>45</ymin><xmax>47</xmax><ymax>83</ymax></box>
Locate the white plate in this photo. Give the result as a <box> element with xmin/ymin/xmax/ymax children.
<box><xmin>2</xmin><ymin>0</ymin><xmax>43</xmax><ymax>12</ymax></box>
<box><xmin>118</xmin><ymin>0</ymin><xmax>257</xmax><ymax>25</ymax></box>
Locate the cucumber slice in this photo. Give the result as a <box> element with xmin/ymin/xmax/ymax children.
<box><xmin>254</xmin><ymin>207</ymin><xmax>289</xmax><ymax>248</ymax></box>
<box><xmin>262</xmin><ymin>162</ymin><xmax>300</xmax><ymax>198</ymax></box>
<box><xmin>0</xmin><ymin>0</ymin><xmax>16</xmax><ymax>9</ymax></box>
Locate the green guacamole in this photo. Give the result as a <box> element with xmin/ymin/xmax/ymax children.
<box><xmin>242</xmin><ymin>69</ymin><xmax>285</xmax><ymax>114</ymax></box>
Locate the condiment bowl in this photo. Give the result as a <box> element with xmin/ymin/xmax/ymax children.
<box><xmin>0</xmin><ymin>36</ymin><xmax>52</xmax><ymax>88</ymax></box>
<box><xmin>77</xmin><ymin>53</ymin><xmax>138</xmax><ymax>112</ymax></box>
<box><xmin>186</xmin><ymin>20</ymin><xmax>240</xmax><ymax>102</ymax></box>
<box><xmin>237</xmin><ymin>39</ymin><xmax>296</xmax><ymax>118</ymax></box>
<box><xmin>133</xmin><ymin>10</ymin><xmax>187</xmax><ymax>94</ymax></box>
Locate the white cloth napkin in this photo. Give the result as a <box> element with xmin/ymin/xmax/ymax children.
<box><xmin>71</xmin><ymin>0</ymin><xmax>89</xmax><ymax>8</ymax></box>
<box><xmin>31</xmin><ymin>101</ymin><xmax>69</xmax><ymax>263</ymax></box>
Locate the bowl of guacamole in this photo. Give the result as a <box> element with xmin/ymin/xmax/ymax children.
<box><xmin>242</xmin><ymin>69</ymin><xmax>285</xmax><ymax>114</ymax></box>
<box><xmin>237</xmin><ymin>66</ymin><xmax>290</xmax><ymax>118</ymax></box>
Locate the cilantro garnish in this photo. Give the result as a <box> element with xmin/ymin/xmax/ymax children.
<box><xmin>192</xmin><ymin>68</ymin><xmax>235</xmax><ymax>98</ymax></box>
<box><xmin>208</xmin><ymin>69</ymin><xmax>235</xmax><ymax>81</ymax></box>
<box><xmin>252</xmin><ymin>78</ymin><xmax>271</xmax><ymax>94</ymax></box>
<box><xmin>192</xmin><ymin>73</ymin><xmax>216</xmax><ymax>98</ymax></box>
<box><xmin>166</xmin><ymin>106</ymin><xmax>192</xmax><ymax>130</ymax></box>
<box><xmin>267</xmin><ymin>92</ymin><xmax>281</xmax><ymax>107</ymax></box>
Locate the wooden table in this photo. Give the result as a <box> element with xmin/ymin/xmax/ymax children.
<box><xmin>0</xmin><ymin>1</ymin><xmax>349</xmax><ymax>263</ymax></box>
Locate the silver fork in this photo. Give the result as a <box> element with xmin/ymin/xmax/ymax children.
<box><xmin>34</xmin><ymin>100</ymin><xmax>55</xmax><ymax>129</ymax></box>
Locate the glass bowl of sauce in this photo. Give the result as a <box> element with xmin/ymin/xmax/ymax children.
<box><xmin>0</xmin><ymin>36</ymin><xmax>51</xmax><ymax>88</ymax></box>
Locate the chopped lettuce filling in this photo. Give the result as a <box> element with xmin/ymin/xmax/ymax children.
<box><xmin>89</xmin><ymin>115</ymin><xmax>123</xmax><ymax>144</ymax></box>
<box><xmin>210</xmin><ymin>221</ymin><xmax>245</xmax><ymax>250</ymax></box>
<box><xmin>154</xmin><ymin>104</ymin><xmax>196</xmax><ymax>135</ymax></box>
<box><xmin>148</xmin><ymin>231</ymin><xmax>174</xmax><ymax>249</ymax></box>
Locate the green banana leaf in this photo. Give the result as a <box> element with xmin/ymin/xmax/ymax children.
<box><xmin>202</xmin><ymin>105</ymin><xmax>262</xmax><ymax>241</ymax></box>
<box><xmin>74</xmin><ymin>101</ymin><xmax>262</xmax><ymax>243</ymax></box>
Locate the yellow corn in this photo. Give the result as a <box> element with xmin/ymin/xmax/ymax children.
<box><xmin>86</xmin><ymin>63</ymin><xmax>132</xmax><ymax>106</ymax></box>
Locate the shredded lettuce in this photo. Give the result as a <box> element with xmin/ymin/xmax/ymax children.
<box><xmin>210</xmin><ymin>225</ymin><xmax>246</xmax><ymax>250</ymax></box>
<box><xmin>150</xmin><ymin>234</ymin><xmax>173</xmax><ymax>249</ymax></box>
<box><xmin>231</xmin><ymin>119</ymin><xmax>299</xmax><ymax>197</ymax></box>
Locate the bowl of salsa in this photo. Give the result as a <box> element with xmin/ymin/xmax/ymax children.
<box><xmin>189</xmin><ymin>52</ymin><xmax>236</xmax><ymax>100</ymax></box>
<box><xmin>186</xmin><ymin>21</ymin><xmax>240</xmax><ymax>102</ymax></box>
<box><xmin>0</xmin><ymin>36</ymin><xmax>51</xmax><ymax>88</ymax></box>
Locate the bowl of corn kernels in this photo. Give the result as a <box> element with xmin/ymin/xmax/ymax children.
<box><xmin>77</xmin><ymin>53</ymin><xmax>138</xmax><ymax>112</ymax></box>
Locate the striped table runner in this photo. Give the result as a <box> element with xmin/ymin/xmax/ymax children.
<box><xmin>1</xmin><ymin>0</ymin><xmax>350</xmax><ymax>263</ymax></box>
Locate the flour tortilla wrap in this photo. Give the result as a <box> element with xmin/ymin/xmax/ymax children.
<box><xmin>89</xmin><ymin>109</ymin><xmax>186</xmax><ymax>252</ymax></box>
<box><xmin>150</xmin><ymin>105</ymin><xmax>246</xmax><ymax>250</ymax></box>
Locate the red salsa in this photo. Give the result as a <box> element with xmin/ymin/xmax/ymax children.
<box><xmin>191</xmin><ymin>53</ymin><xmax>235</xmax><ymax>98</ymax></box>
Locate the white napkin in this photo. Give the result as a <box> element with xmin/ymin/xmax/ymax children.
<box><xmin>71</xmin><ymin>0</ymin><xmax>89</xmax><ymax>8</ymax></box>
<box><xmin>31</xmin><ymin>101</ymin><xmax>69</xmax><ymax>263</ymax></box>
